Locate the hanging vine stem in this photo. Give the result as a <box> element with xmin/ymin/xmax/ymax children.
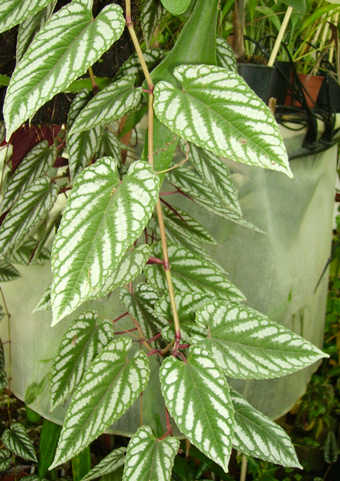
<box><xmin>125</xmin><ymin>1</ymin><xmax>181</xmax><ymax>352</ymax></box>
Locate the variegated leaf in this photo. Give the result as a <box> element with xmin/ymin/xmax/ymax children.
<box><xmin>168</xmin><ymin>165</ymin><xmax>261</xmax><ymax>232</ymax></box>
<box><xmin>192</xmin><ymin>300</ymin><xmax>327</xmax><ymax>379</ymax></box>
<box><xmin>0</xmin><ymin>306</ymin><xmax>4</xmax><ymax>322</ymax></box>
<box><xmin>7</xmin><ymin>238</ymin><xmax>50</xmax><ymax>266</ymax></box>
<box><xmin>0</xmin><ymin>0</ymin><xmax>54</xmax><ymax>34</ymax></box>
<box><xmin>50</xmin><ymin>338</ymin><xmax>150</xmax><ymax>468</ymax></box>
<box><xmin>68</xmin><ymin>90</ymin><xmax>92</xmax><ymax>129</ymax></box>
<box><xmin>123</xmin><ymin>425</ymin><xmax>179</xmax><ymax>481</ymax></box>
<box><xmin>0</xmin><ymin>141</ymin><xmax>57</xmax><ymax>215</ymax></box>
<box><xmin>154</xmin><ymin>65</ymin><xmax>292</xmax><ymax>177</ymax></box>
<box><xmin>141</xmin><ymin>0</ymin><xmax>167</xmax><ymax>47</ymax></box>
<box><xmin>4</xmin><ymin>1</ymin><xmax>125</xmax><ymax>139</ymax></box>
<box><xmin>0</xmin><ymin>123</ymin><xmax>5</xmax><ymax>143</ymax></box>
<box><xmin>33</xmin><ymin>283</ymin><xmax>51</xmax><ymax>312</ymax></box>
<box><xmin>161</xmin><ymin>320</ymin><xmax>206</xmax><ymax>345</ymax></box>
<box><xmin>119</xmin><ymin>283</ymin><xmax>167</xmax><ymax>341</ymax></box>
<box><xmin>51</xmin><ymin>158</ymin><xmax>160</xmax><ymax>325</ymax></box>
<box><xmin>0</xmin><ymin>369</ymin><xmax>7</xmax><ymax>391</ymax></box>
<box><xmin>0</xmin><ymin>449</ymin><xmax>11</xmax><ymax>471</ymax></box>
<box><xmin>155</xmin><ymin>292</ymin><xmax>214</xmax><ymax>322</ymax></box>
<box><xmin>216</xmin><ymin>37</ymin><xmax>237</xmax><ymax>72</ymax></box>
<box><xmin>97</xmin><ymin>129</ymin><xmax>121</xmax><ymax>163</ymax></box>
<box><xmin>145</xmin><ymin>243</ymin><xmax>244</xmax><ymax>302</ymax></box>
<box><xmin>2</xmin><ymin>423</ymin><xmax>38</xmax><ymax>462</ymax></box>
<box><xmin>50</xmin><ymin>312</ymin><xmax>115</xmax><ymax>411</ymax></box>
<box><xmin>160</xmin><ymin>345</ymin><xmax>234</xmax><ymax>473</ymax></box>
<box><xmin>67</xmin><ymin>127</ymin><xmax>103</xmax><ymax>181</ymax></box>
<box><xmin>69</xmin><ymin>76</ymin><xmax>142</xmax><ymax>135</ymax></box>
<box><xmin>81</xmin><ymin>447</ymin><xmax>126</xmax><ymax>481</ymax></box>
<box><xmin>16</xmin><ymin>1</ymin><xmax>56</xmax><ymax>63</ymax></box>
<box><xmin>0</xmin><ymin>177</ymin><xmax>59</xmax><ymax>258</ymax></box>
<box><xmin>230</xmin><ymin>388</ymin><xmax>302</xmax><ymax>468</ymax></box>
<box><xmin>116</xmin><ymin>49</ymin><xmax>165</xmax><ymax>87</ymax></box>
<box><xmin>0</xmin><ymin>260</ymin><xmax>20</xmax><ymax>282</ymax></box>
<box><xmin>90</xmin><ymin>244</ymin><xmax>150</xmax><ymax>300</ymax></box>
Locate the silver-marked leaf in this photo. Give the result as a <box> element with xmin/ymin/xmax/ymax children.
<box><xmin>0</xmin><ymin>0</ymin><xmax>54</xmax><ymax>34</ymax></box>
<box><xmin>16</xmin><ymin>1</ymin><xmax>56</xmax><ymax>63</ymax></box>
<box><xmin>68</xmin><ymin>90</ymin><xmax>92</xmax><ymax>129</ymax></box>
<box><xmin>50</xmin><ymin>312</ymin><xmax>115</xmax><ymax>411</ymax></box>
<box><xmin>50</xmin><ymin>338</ymin><xmax>150</xmax><ymax>468</ymax></box>
<box><xmin>123</xmin><ymin>425</ymin><xmax>179</xmax><ymax>481</ymax></box>
<box><xmin>0</xmin><ymin>124</ymin><xmax>5</xmax><ymax>143</ymax></box>
<box><xmin>69</xmin><ymin>76</ymin><xmax>142</xmax><ymax>135</ymax></box>
<box><xmin>161</xmin><ymin>320</ymin><xmax>206</xmax><ymax>344</ymax></box>
<box><xmin>51</xmin><ymin>158</ymin><xmax>160</xmax><ymax>325</ymax></box>
<box><xmin>154</xmin><ymin>65</ymin><xmax>292</xmax><ymax>177</ymax></box>
<box><xmin>2</xmin><ymin>423</ymin><xmax>38</xmax><ymax>462</ymax></box>
<box><xmin>193</xmin><ymin>300</ymin><xmax>327</xmax><ymax>379</ymax></box>
<box><xmin>0</xmin><ymin>260</ymin><xmax>20</xmax><ymax>282</ymax></box>
<box><xmin>0</xmin><ymin>448</ymin><xmax>11</xmax><ymax>471</ymax></box>
<box><xmin>4</xmin><ymin>1</ymin><xmax>125</xmax><ymax>139</ymax></box>
<box><xmin>20</xmin><ymin>476</ymin><xmax>48</xmax><ymax>481</ymax></box>
<box><xmin>145</xmin><ymin>243</ymin><xmax>244</xmax><ymax>302</ymax></box>
<box><xmin>0</xmin><ymin>306</ymin><xmax>4</xmax><ymax>322</ymax></box>
<box><xmin>160</xmin><ymin>345</ymin><xmax>234</xmax><ymax>473</ymax></box>
<box><xmin>97</xmin><ymin>129</ymin><xmax>121</xmax><ymax>163</ymax></box>
<box><xmin>116</xmin><ymin>49</ymin><xmax>165</xmax><ymax>87</ymax></box>
<box><xmin>81</xmin><ymin>447</ymin><xmax>126</xmax><ymax>481</ymax></box>
<box><xmin>8</xmin><ymin>238</ymin><xmax>50</xmax><ymax>266</ymax></box>
<box><xmin>67</xmin><ymin>127</ymin><xmax>103</xmax><ymax>181</ymax></box>
<box><xmin>230</xmin><ymin>388</ymin><xmax>302</xmax><ymax>468</ymax></box>
<box><xmin>155</xmin><ymin>292</ymin><xmax>215</xmax><ymax>322</ymax></box>
<box><xmin>216</xmin><ymin>37</ymin><xmax>237</xmax><ymax>72</ymax></box>
<box><xmin>119</xmin><ymin>283</ymin><xmax>167</xmax><ymax>341</ymax></box>
<box><xmin>0</xmin><ymin>141</ymin><xmax>57</xmax><ymax>215</ymax></box>
<box><xmin>90</xmin><ymin>244</ymin><xmax>150</xmax><ymax>300</ymax></box>
<box><xmin>0</xmin><ymin>369</ymin><xmax>7</xmax><ymax>391</ymax></box>
<box><xmin>0</xmin><ymin>177</ymin><xmax>59</xmax><ymax>258</ymax></box>
<box><xmin>33</xmin><ymin>283</ymin><xmax>51</xmax><ymax>312</ymax></box>
<box><xmin>141</xmin><ymin>0</ymin><xmax>167</xmax><ymax>47</ymax></box>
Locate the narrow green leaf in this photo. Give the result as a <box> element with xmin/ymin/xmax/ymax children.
<box><xmin>50</xmin><ymin>338</ymin><xmax>150</xmax><ymax>468</ymax></box>
<box><xmin>51</xmin><ymin>158</ymin><xmax>160</xmax><ymax>325</ymax></box>
<box><xmin>0</xmin><ymin>448</ymin><xmax>11</xmax><ymax>471</ymax></box>
<box><xmin>69</xmin><ymin>76</ymin><xmax>142</xmax><ymax>135</ymax></box>
<box><xmin>160</xmin><ymin>0</ymin><xmax>191</xmax><ymax>15</ymax></box>
<box><xmin>216</xmin><ymin>37</ymin><xmax>237</xmax><ymax>72</ymax></box>
<box><xmin>116</xmin><ymin>49</ymin><xmax>165</xmax><ymax>87</ymax></box>
<box><xmin>0</xmin><ymin>141</ymin><xmax>57</xmax><ymax>215</ymax></box>
<box><xmin>145</xmin><ymin>243</ymin><xmax>244</xmax><ymax>302</ymax></box>
<box><xmin>4</xmin><ymin>1</ymin><xmax>125</xmax><ymax>139</ymax></box>
<box><xmin>2</xmin><ymin>422</ymin><xmax>38</xmax><ymax>462</ymax></box>
<box><xmin>230</xmin><ymin>388</ymin><xmax>302</xmax><ymax>468</ymax></box>
<box><xmin>50</xmin><ymin>312</ymin><xmax>115</xmax><ymax>411</ymax></box>
<box><xmin>160</xmin><ymin>346</ymin><xmax>234</xmax><ymax>473</ymax></box>
<box><xmin>33</xmin><ymin>283</ymin><xmax>51</xmax><ymax>312</ymax></box>
<box><xmin>141</xmin><ymin>0</ymin><xmax>167</xmax><ymax>47</ymax></box>
<box><xmin>0</xmin><ymin>260</ymin><xmax>20</xmax><ymax>282</ymax></box>
<box><xmin>38</xmin><ymin>419</ymin><xmax>62</xmax><ymax>479</ymax></box>
<box><xmin>0</xmin><ymin>0</ymin><xmax>55</xmax><ymax>34</ymax></box>
<box><xmin>7</xmin><ymin>238</ymin><xmax>50</xmax><ymax>266</ymax></box>
<box><xmin>192</xmin><ymin>300</ymin><xmax>327</xmax><ymax>379</ymax></box>
<box><xmin>72</xmin><ymin>447</ymin><xmax>92</xmax><ymax>481</ymax></box>
<box><xmin>0</xmin><ymin>177</ymin><xmax>59</xmax><ymax>258</ymax></box>
<box><xmin>80</xmin><ymin>447</ymin><xmax>126</xmax><ymax>481</ymax></box>
<box><xmin>154</xmin><ymin>65</ymin><xmax>292</xmax><ymax>177</ymax></box>
<box><xmin>123</xmin><ymin>425</ymin><xmax>179</xmax><ymax>481</ymax></box>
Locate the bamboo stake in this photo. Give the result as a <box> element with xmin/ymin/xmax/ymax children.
<box><xmin>268</xmin><ymin>6</ymin><xmax>293</xmax><ymax>67</ymax></box>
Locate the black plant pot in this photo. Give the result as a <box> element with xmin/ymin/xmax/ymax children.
<box><xmin>237</xmin><ymin>63</ymin><xmax>274</xmax><ymax>103</ymax></box>
<box><xmin>317</xmin><ymin>73</ymin><xmax>340</xmax><ymax>112</ymax></box>
<box><xmin>268</xmin><ymin>60</ymin><xmax>293</xmax><ymax>105</ymax></box>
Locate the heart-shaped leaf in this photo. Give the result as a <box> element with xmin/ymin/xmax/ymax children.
<box><xmin>154</xmin><ymin>65</ymin><xmax>292</xmax><ymax>177</ymax></box>
<box><xmin>51</xmin><ymin>158</ymin><xmax>160</xmax><ymax>324</ymax></box>
<box><xmin>0</xmin><ymin>0</ymin><xmax>55</xmax><ymax>34</ymax></box>
<box><xmin>2</xmin><ymin>423</ymin><xmax>38</xmax><ymax>462</ymax></box>
<box><xmin>4</xmin><ymin>1</ymin><xmax>125</xmax><ymax>139</ymax></box>
<box><xmin>0</xmin><ymin>448</ymin><xmax>11</xmax><ymax>471</ymax></box>
<box><xmin>123</xmin><ymin>426</ymin><xmax>179</xmax><ymax>481</ymax></box>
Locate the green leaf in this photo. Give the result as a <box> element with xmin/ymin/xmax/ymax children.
<box><xmin>97</xmin><ymin>129</ymin><xmax>121</xmax><ymax>163</ymax></box>
<box><xmin>50</xmin><ymin>312</ymin><xmax>115</xmax><ymax>411</ymax></box>
<box><xmin>0</xmin><ymin>260</ymin><xmax>20</xmax><ymax>282</ymax></box>
<box><xmin>3</xmin><ymin>1</ymin><xmax>125</xmax><ymax>139</ymax></box>
<box><xmin>230</xmin><ymin>388</ymin><xmax>302</xmax><ymax>468</ymax></box>
<box><xmin>16</xmin><ymin>1</ymin><xmax>56</xmax><ymax>63</ymax></box>
<box><xmin>324</xmin><ymin>431</ymin><xmax>338</xmax><ymax>464</ymax></box>
<box><xmin>216</xmin><ymin>37</ymin><xmax>237</xmax><ymax>72</ymax></box>
<box><xmin>7</xmin><ymin>238</ymin><xmax>50</xmax><ymax>266</ymax></box>
<box><xmin>51</xmin><ymin>158</ymin><xmax>160</xmax><ymax>325</ymax></box>
<box><xmin>0</xmin><ymin>141</ymin><xmax>57</xmax><ymax>215</ymax></box>
<box><xmin>160</xmin><ymin>0</ymin><xmax>191</xmax><ymax>15</ymax></box>
<box><xmin>119</xmin><ymin>283</ymin><xmax>168</xmax><ymax>340</ymax></box>
<box><xmin>118</xmin><ymin>105</ymin><xmax>148</xmax><ymax>139</ymax></box>
<box><xmin>145</xmin><ymin>243</ymin><xmax>244</xmax><ymax>302</ymax></box>
<box><xmin>0</xmin><ymin>448</ymin><xmax>11</xmax><ymax>471</ymax></box>
<box><xmin>123</xmin><ymin>425</ymin><xmax>179</xmax><ymax>481</ymax></box>
<box><xmin>2</xmin><ymin>422</ymin><xmax>38</xmax><ymax>462</ymax></box>
<box><xmin>141</xmin><ymin>0</ymin><xmax>167</xmax><ymax>47</ymax></box>
<box><xmin>38</xmin><ymin>419</ymin><xmax>62</xmax><ymax>479</ymax></box>
<box><xmin>160</xmin><ymin>345</ymin><xmax>234</xmax><ymax>473</ymax></box>
<box><xmin>50</xmin><ymin>337</ymin><xmax>150</xmax><ymax>468</ymax></box>
<box><xmin>69</xmin><ymin>76</ymin><xmax>142</xmax><ymax>135</ymax></box>
<box><xmin>192</xmin><ymin>300</ymin><xmax>327</xmax><ymax>379</ymax></box>
<box><xmin>0</xmin><ymin>369</ymin><xmax>7</xmax><ymax>391</ymax></box>
<box><xmin>281</xmin><ymin>0</ymin><xmax>306</xmax><ymax>12</ymax></box>
<box><xmin>72</xmin><ymin>447</ymin><xmax>92</xmax><ymax>481</ymax></box>
<box><xmin>0</xmin><ymin>177</ymin><xmax>59</xmax><ymax>258</ymax></box>
<box><xmin>33</xmin><ymin>283</ymin><xmax>51</xmax><ymax>312</ymax></box>
<box><xmin>155</xmin><ymin>292</ymin><xmax>215</xmax><ymax>322</ymax></box>
<box><xmin>81</xmin><ymin>447</ymin><xmax>126</xmax><ymax>481</ymax></box>
<box><xmin>0</xmin><ymin>0</ymin><xmax>55</xmax><ymax>34</ymax></box>
<box><xmin>154</xmin><ymin>65</ymin><xmax>292</xmax><ymax>178</ymax></box>
<box><xmin>117</xmin><ymin>49</ymin><xmax>165</xmax><ymax>87</ymax></box>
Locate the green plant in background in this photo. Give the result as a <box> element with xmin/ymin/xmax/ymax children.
<box><xmin>0</xmin><ymin>0</ymin><xmax>330</xmax><ymax>479</ymax></box>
